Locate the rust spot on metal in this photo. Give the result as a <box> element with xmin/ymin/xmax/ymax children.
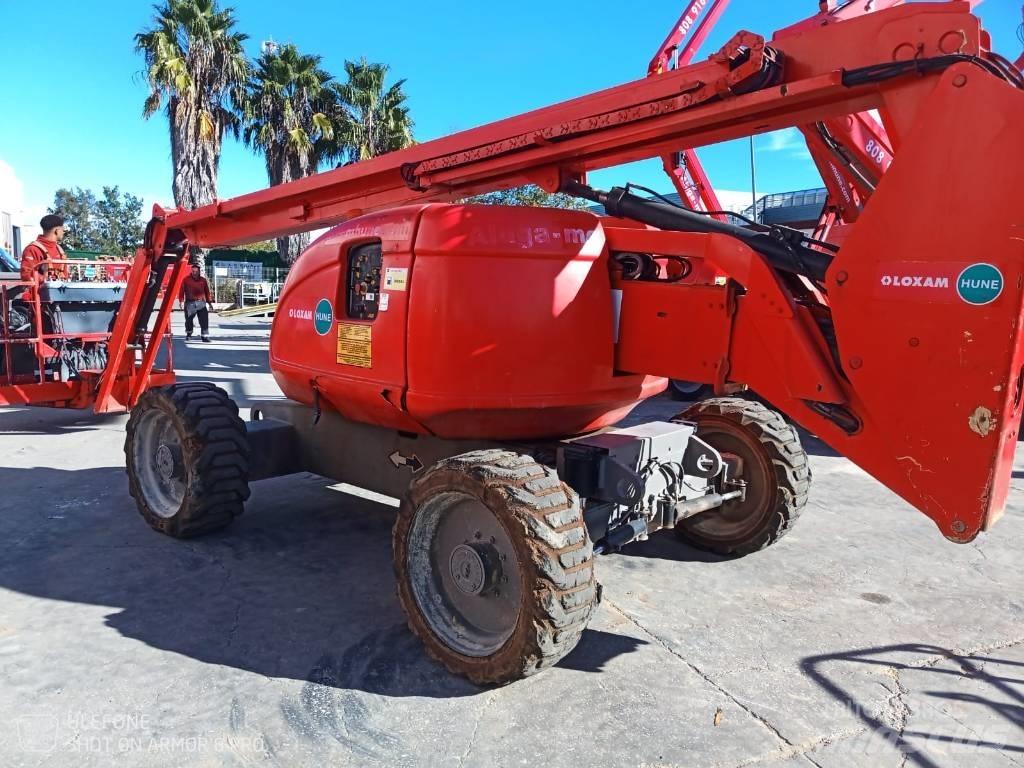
<box><xmin>968</xmin><ymin>406</ymin><xmax>994</xmax><ymax>437</ymax></box>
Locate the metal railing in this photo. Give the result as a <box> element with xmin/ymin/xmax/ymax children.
<box><xmin>211</xmin><ymin>265</ymin><xmax>289</xmax><ymax>309</ymax></box>
<box><xmin>740</xmin><ymin>187</ymin><xmax>828</xmax><ymax>224</ymax></box>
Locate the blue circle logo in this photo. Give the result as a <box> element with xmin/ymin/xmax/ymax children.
<box><xmin>314</xmin><ymin>299</ymin><xmax>334</xmax><ymax>335</ymax></box>
<box><xmin>957</xmin><ymin>263</ymin><xmax>1004</xmax><ymax>306</ymax></box>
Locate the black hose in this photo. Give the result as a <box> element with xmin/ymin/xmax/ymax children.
<box><xmin>564</xmin><ymin>181</ymin><xmax>833</xmax><ymax>282</ymax></box>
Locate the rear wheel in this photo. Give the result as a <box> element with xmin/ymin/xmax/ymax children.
<box><xmin>674</xmin><ymin>398</ymin><xmax>809</xmax><ymax>555</ymax></box>
<box><xmin>394</xmin><ymin>449</ymin><xmax>598</xmax><ymax>685</ymax></box>
<box><xmin>125</xmin><ymin>383</ymin><xmax>250</xmax><ymax>538</ymax></box>
<box><xmin>669</xmin><ymin>380</ymin><xmax>711</xmax><ymax>401</ymax></box>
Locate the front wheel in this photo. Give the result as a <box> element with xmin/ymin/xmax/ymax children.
<box><xmin>125</xmin><ymin>383</ymin><xmax>250</xmax><ymax>538</ymax></box>
<box><xmin>674</xmin><ymin>398</ymin><xmax>810</xmax><ymax>556</ymax></box>
<box><xmin>393</xmin><ymin>450</ymin><xmax>598</xmax><ymax>685</ymax></box>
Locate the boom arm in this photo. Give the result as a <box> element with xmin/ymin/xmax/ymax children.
<box><xmin>123</xmin><ymin>3</ymin><xmax>1024</xmax><ymax>545</ymax></box>
<box><xmin>162</xmin><ymin>16</ymin><xmax>902</xmax><ymax>245</ymax></box>
<box><xmin>648</xmin><ymin>0</ymin><xmax>902</xmax><ymax>237</ymax></box>
<box><xmin>648</xmin><ymin>0</ymin><xmax>731</xmax><ymax>222</ymax></box>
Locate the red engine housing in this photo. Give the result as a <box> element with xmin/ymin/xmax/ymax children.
<box><xmin>269</xmin><ymin>204</ymin><xmax>666</xmax><ymax>439</ymax></box>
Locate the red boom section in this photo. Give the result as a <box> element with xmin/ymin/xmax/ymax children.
<box><xmin>151</xmin><ymin>3</ymin><xmax>1024</xmax><ymax>542</ymax></box>
<box><xmin>166</xmin><ymin>4</ymin><xmax>990</xmax><ymax>246</ymax></box>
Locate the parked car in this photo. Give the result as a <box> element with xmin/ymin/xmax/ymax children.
<box><xmin>0</xmin><ymin>247</ymin><xmax>19</xmax><ymax>281</ymax></box>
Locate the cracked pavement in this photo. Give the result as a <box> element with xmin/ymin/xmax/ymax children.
<box><xmin>0</xmin><ymin>314</ymin><xmax>1021</xmax><ymax>767</ymax></box>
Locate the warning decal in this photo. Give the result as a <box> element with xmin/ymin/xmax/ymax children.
<box><xmin>384</xmin><ymin>267</ymin><xmax>408</xmax><ymax>291</ymax></box>
<box><xmin>337</xmin><ymin>323</ymin><xmax>372</xmax><ymax>367</ymax></box>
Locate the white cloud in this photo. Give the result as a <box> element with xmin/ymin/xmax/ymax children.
<box><xmin>0</xmin><ymin>159</ymin><xmax>25</xmax><ymax>212</ymax></box>
<box><xmin>0</xmin><ymin>158</ymin><xmax>46</xmax><ymax>228</ymax></box>
<box><xmin>761</xmin><ymin>127</ymin><xmax>808</xmax><ymax>158</ymax></box>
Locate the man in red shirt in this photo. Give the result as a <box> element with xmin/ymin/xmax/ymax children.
<box><xmin>179</xmin><ymin>263</ymin><xmax>213</xmax><ymax>342</ymax></box>
<box><xmin>20</xmin><ymin>214</ymin><xmax>70</xmax><ymax>282</ymax></box>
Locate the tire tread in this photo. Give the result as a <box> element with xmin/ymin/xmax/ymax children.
<box><xmin>393</xmin><ymin>450</ymin><xmax>599</xmax><ymax>685</ymax></box>
<box><xmin>125</xmin><ymin>383</ymin><xmax>250</xmax><ymax>539</ymax></box>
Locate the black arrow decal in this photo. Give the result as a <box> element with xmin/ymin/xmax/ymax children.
<box><xmin>389</xmin><ymin>451</ymin><xmax>424</xmax><ymax>472</ymax></box>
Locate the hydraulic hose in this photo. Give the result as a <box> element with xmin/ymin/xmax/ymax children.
<box><xmin>563</xmin><ymin>180</ymin><xmax>833</xmax><ymax>282</ymax></box>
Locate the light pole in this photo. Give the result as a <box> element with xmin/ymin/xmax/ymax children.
<box><xmin>749</xmin><ymin>135</ymin><xmax>758</xmax><ymax>224</ymax></box>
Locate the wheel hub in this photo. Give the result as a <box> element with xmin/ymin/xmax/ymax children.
<box><xmin>155</xmin><ymin>443</ymin><xmax>179</xmax><ymax>482</ymax></box>
<box><xmin>449</xmin><ymin>543</ymin><xmax>498</xmax><ymax>596</ymax></box>
<box><xmin>407</xmin><ymin>492</ymin><xmax>522</xmax><ymax>658</ymax></box>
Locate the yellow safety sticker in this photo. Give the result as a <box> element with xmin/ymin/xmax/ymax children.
<box><xmin>337</xmin><ymin>323</ymin><xmax>372</xmax><ymax>367</ymax></box>
<box><xmin>384</xmin><ymin>267</ymin><xmax>408</xmax><ymax>291</ymax></box>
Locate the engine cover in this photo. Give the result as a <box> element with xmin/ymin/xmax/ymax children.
<box><xmin>270</xmin><ymin>204</ymin><xmax>666</xmax><ymax>440</ymax></box>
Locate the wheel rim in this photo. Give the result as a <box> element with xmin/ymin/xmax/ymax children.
<box><xmin>406</xmin><ymin>492</ymin><xmax>522</xmax><ymax>658</ymax></box>
<box><xmin>687</xmin><ymin>418</ymin><xmax>776</xmax><ymax>542</ymax></box>
<box><xmin>132</xmin><ymin>408</ymin><xmax>187</xmax><ymax>519</ymax></box>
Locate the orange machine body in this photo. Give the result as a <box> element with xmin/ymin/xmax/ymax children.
<box><xmin>270</xmin><ymin>204</ymin><xmax>665</xmax><ymax>439</ymax></box>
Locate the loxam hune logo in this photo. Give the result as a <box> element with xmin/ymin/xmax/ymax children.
<box><xmin>314</xmin><ymin>299</ymin><xmax>334</xmax><ymax>335</ymax></box>
<box><xmin>875</xmin><ymin>261</ymin><xmax>1005</xmax><ymax>306</ymax></box>
<box><xmin>956</xmin><ymin>263</ymin><xmax>1003</xmax><ymax>306</ymax></box>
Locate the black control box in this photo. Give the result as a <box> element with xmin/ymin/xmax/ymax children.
<box><xmin>346</xmin><ymin>242</ymin><xmax>383</xmax><ymax>320</ymax></box>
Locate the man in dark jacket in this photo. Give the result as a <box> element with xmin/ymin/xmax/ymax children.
<box><xmin>179</xmin><ymin>263</ymin><xmax>213</xmax><ymax>342</ymax></box>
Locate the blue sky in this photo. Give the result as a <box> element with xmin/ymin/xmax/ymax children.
<box><xmin>0</xmin><ymin>0</ymin><xmax>1019</xmax><ymax>220</ymax></box>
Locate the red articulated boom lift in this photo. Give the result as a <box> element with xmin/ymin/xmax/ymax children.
<box><xmin>3</xmin><ymin>2</ymin><xmax>1024</xmax><ymax>683</ymax></box>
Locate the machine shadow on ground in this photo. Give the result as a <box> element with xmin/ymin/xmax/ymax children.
<box><xmin>801</xmin><ymin>643</ymin><xmax>1024</xmax><ymax>768</ymax></box>
<box><xmin>611</xmin><ymin>530</ymin><xmax>735</xmax><ymax>564</ymax></box>
<box><xmin>214</xmin><ymin>321</ymin><xmax>276</xmax><ymax>332</ymax></box>
<box><xmin>0</xmin><ymin>407</ymin><xmax>127</xmax><ymax>436</ymax></box>
<box><xmin>0</xmin><ymin>465</ymin><xmax>644</xmax><ymax>698</ymax></box>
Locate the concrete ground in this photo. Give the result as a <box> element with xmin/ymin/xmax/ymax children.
<box><xmin>0</xmin><ymin>313</ymin><xmax>1021</xmax><ymax>768</ymax></box>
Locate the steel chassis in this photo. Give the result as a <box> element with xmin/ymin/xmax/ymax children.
<box><xmin>248</xmin><ymin>399</ymin><xmax>732</xmax><ymax>555</ymax></box>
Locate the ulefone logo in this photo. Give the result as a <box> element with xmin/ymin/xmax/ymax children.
<box><xmin>16</xmin><ymin>714</ymin><xmax>59</xmax><ymax>752</ymax></box>
<box><xmin>957</xmin><ymin>263</ymin><xmax>1004</xmax><ymax>306</ymax></box>
<box><xmin>314</xmin><ymin>299</ymin><xmax>334</xmax><ymax>335</ymax></box>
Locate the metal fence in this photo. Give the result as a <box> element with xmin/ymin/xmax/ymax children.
<box><xmin>210</xmin><ymin>261</ymin><xmax>290</xmax><ymax>308</ymax></box>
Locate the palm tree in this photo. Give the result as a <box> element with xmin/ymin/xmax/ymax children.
<box><xmin>328</xmin><ymin>59</ymin><xmax>414</xmax><ymax>163</ymax></box>
<box><xmin>136</xmin><ymin>0</ymin><xmax>249</xmax><ymax>210</ymax></box>
<box><xmin>240</xmin><ymin>43</ymin><xmax>336</xmax><ymax>262</ymax></box>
